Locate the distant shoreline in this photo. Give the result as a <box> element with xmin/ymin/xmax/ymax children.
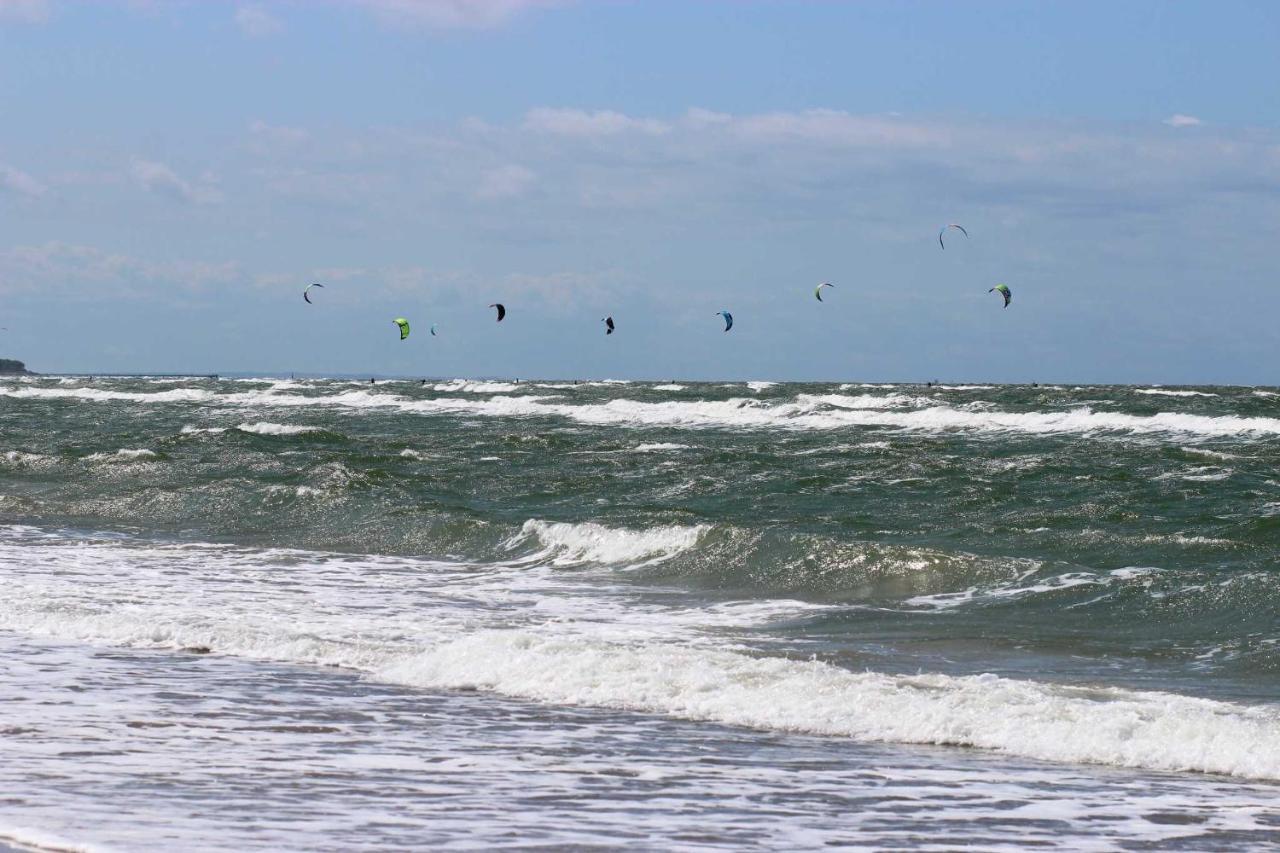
<box><xmin>0</xmin><ymin>359</ymin><xmax>33</xmax><ymax>376</ymax></box>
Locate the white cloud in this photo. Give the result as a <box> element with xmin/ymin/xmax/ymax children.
<box><xmin>476</xmin><ymin>164</ymin><xmax>536</xmax><ymax>199</ymax></box>
<box><xmin>685</xmin><ymin>107</ymin><xmax>732</xmax><ymax>127</ymax></box>
<box><xmin>0</xmin><ymin>0</ymin><xmax>50</xmax><ymax>23</ymax></box>
<box><xmin>0</xmin><ymin>242</ymin><xmax>241</xmax><ymax>299</ymax></box>
<box><xmin>238</xmin><ymin>106</ymin><xmax>1280</xmax><ymax>226</ymax></box>
<box><xmin>720</xmin><ymin>108</ymin><xmax>952</xmax><ymax>149</ymax></box>
<box><xmin>524</xmin><ymin>108</ymin><xmax>670</xmax><ymax>137</ymax></box>
<box><xmin>130</xmin><ymin>158</ymin><xmax>222</xmax><ymax>205</ymax></box>
<box><xmin>352</xmin><ymin>0</ymin><xmax>567</xmax><ymax>29</ymax></box>
<box><xmin>249</xmin><ymin>120</ymin><xmax>309</xmax><ymax>145</ymax></box>
<box><xmin>0</xmin><ymin>163</ymin><xmax>44</xmax><ymax>197</ymax></box>
<box><xmin>234</xmin><ymin>4</ymin><xmax>283</xmax><ymax>37</ymax></box>
<box><xmin>1164</xmin><ymin>114</ymin><xmax>1203</xmax><ymax>128</ymax></box>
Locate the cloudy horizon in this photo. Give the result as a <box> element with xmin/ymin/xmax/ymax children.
<box><xmin>2</xmin><ymin>1</ymin><xmax>1278</xmax><ymax>383</ymax></box>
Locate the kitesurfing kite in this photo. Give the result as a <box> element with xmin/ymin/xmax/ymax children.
<box><xmin>430</xmin><ymin>324</ymin><xmax>438</xmax><ymax>336</ymax></box>
<box><xmin>989</xmin><ymin>284</ymin><xmax>1012</xmax><ymax>308</ymax></box>
<box><xmin>490</xmin><ymin>303</ymin><xmax>506</xmax><ymax>322</ymax></box>
<box><xmin>815</xmin><ymin>282</ymin><xmax>834</xmax><ymax>302</ymax></box>
<box><xmin>603</xmin><ymin>316</ymin><xmax>615</xmax><ymax>335</ymax></box>
<box><xmin>717</xmin><ymin>311</ymin><xmax>734</xmax><ymax>332</ymax></box>
<box><xmin>303</xmin><ymin>283</ymin><xmax>324</xmax><ymax>304</ymax></box>
<box><xmin>939</xmin><ymin>223</ymin><xmax>968</xmax><ymax>250</ymax></box>
<box><xmin>393</xmin><ymin>318</ymin><xmax>411</xmax><ymax>339</ymax></box>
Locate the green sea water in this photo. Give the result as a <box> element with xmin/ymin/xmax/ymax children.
<box><xmin>1</xmin><ymin>376</ymin><xmax>1278</xmax><ymax>848</ymax></box>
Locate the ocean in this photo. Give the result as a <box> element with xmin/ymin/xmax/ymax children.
<box><xmin>1</xmin><ymin>376</ymin><xmax>1278</xmax><ymax>850</ymax></box>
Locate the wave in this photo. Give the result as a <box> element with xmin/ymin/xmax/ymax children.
<box><xmin>505</xmin><ymin>519</ymin><xmax>708</xmax><ymax>567</ymax></box>
<box><xmin>12</xmin><ymin>571</ymin><xmax>1273</xmax><ymax>780</ymax></box>
<box><xmin>10</xmin><ymin>383</ymin><xmax>1280</xmax><ymax>439</ymax></box>
<box><xmin>904</xmin><ymin>567</ymin><xmax>1164</xmax><ymax>611</ymax></box>
<box><xmin>0</xmin><ymin>386</ymin><xmax>215</xmax><ymax>403</ymax></box>
<box><xmin>631</xmin><ymin>443</ymin><xmax>691</xmax><ymax>453</ymax></box>
<box><xmin>1136</xmin><ymin>389</ymin><xmax>1219</xmax><ymax>398</ymax></box>
<box><xmin>2</xmin><ymin>450</ymin><xmax>50</xmax><ymax>466</ymax></box>
<box><xmin>431</xmin><ymin>380</ymin><xmax>521</xmax><ymax>394</ymax></box>
<box><xmin>235</xmin><ymin>422</ymin><xmax>324</xmax><ymax>436</ymax></box>
<box><xmin>380</xmin><ymin>630</ymin><xmax>1280</xmax><ymax>781</ymax></box>
<box><xmin>1</xmin><ymin>527</ymin><xmax>1278</xmax><ymax>781</ymax></box>
<box><xmin>419</xmin><ymin>395</ymin><xmax>1280</xmax><ymax>438</ymax></box>
<box><xmin>83</xmin><ymin>449</ymin><xmax>158</xmax><ymax>462</ymax></box>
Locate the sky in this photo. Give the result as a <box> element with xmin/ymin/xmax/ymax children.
<box><xmin>1</xmin><ymin>0</ymin><xmax>1278</xmax><ymax>383</ymax></box>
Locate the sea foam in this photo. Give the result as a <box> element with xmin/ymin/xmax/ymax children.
<box><xmin>1</xmin><ymin>528</ymin><xmax>1278</xmax><ymax>781</ymax></box>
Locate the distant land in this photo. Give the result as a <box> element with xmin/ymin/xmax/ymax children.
<box><xmin>0</xmin><ymin>359</ymin><xmax>33</xmax><ymax>375</ymax></box>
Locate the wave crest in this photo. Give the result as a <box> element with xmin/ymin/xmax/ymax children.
<box><xmin>506</xmin><ymin>519</ymin><xmax>709</xmax><ymax>567</ymax></box>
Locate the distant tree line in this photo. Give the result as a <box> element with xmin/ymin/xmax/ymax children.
<box><xmin>0</xmin><ymin>359</ymin><xmax>31</xmax><ymax>374</ymax></box>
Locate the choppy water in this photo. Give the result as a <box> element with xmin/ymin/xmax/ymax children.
<box><xmin>1</xmin><ymin>376</ymin><xmax>1278</xmax><ymax>849</ymax></box>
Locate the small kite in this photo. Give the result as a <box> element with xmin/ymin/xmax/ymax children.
<box><xmin>490</xmin><ymin>303</ymin><xmax>506</xmax><ymax>322</ymax></box>
<box><xmin>393</xmin><ymin>318</ymin><xmax>411</xmax><ymax>339</ymax></box>
<box><xmin>603</xmin><ymin>316</ymin><xmax>615</xmax><ymax>335</ymax></box>
<box><xmin>303</xmin><ymin>283</ymin><xmax>324</xmax><ymax>304</ymax></box>
<box><xmin>717</xmin><ymin>311</ymin><xmax>734</xmax><ymax>332</ymax></box>
<box><xmin>989</xmin><ymin>284</ymin><xmax>1012</xmax><ymax>308</ymax></box>
<box><xmin>815</xmin><ymin>282</ymin><xmax>834</xmax><ymax>302</ymax></box>
<box><xmin>939</xmin><ymin>223</ymin><xmax>969</xmax><ymax>250</ymax></box>
<box><xmin>430</xmin><ymin>324</ymin><xmax>438</xmax><ymax>336</ymax></box>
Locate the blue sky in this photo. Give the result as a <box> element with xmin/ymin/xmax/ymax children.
<box><xmin>1</xmin><ymin>0</ymin><xmax>1278</xmax><ymax>382</ymax></box>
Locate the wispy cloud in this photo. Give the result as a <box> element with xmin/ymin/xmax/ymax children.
<box><xmin>234</xmin><ymin>4</ymin><xmax>283</xmax><ymax>37</ymax></box>
<box><xmin>1164</xmin><ymin>114</ymin><xmax>1203</xmax><ymax>128</ymax></box>
<box><xmin>0</xmin><ymin>242</ymin><xmax>241</xmax><ymax>299</ymax></box>
<box><xmin>0</xmin><ymin>163</ymin><xmax>45</xmax><ymax>197</ymax></box>
<box><xmin>249</xmin><ymin>120</ymin><xmax>310</xmax><ymax>145</ymax></box>
<box><xmin>524</xmin><ymin>108</ymin><xmax>671</xmax><ymax>137</ymax></box>
<box><xmin>476</xmin><ymin>164</ymin><xmax>536</xmax><ymax>199</ymax></box>
<box><xmin>351</xmin><ymin>0</ymin><xmax>568</xmax><ymax>30</ymax></box>
<box><xmin>130</xmin><ymin>158</ymin><xmax>222</xmax><ymax>205</ymax></box>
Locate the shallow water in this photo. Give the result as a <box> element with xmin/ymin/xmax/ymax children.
<box><xmin>1</xmin><ymin>376</ymin><xmax>1278</xmax><ymax>848</ymax></box>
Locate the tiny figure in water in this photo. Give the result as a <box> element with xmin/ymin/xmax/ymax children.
<box><xmin>370</xmin><ymin>378</ymin><xmax>375</xmax><ymax>384</ymax></box>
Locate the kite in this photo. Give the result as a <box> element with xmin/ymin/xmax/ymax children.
<box><xmin>939</xmin><ymin>223</ymin><xmax>969</xmax><ymax>250</ymax></box>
